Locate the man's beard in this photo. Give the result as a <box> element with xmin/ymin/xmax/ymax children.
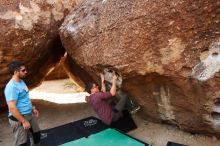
<box><xmin>19</xmin><ymin>75</ymin><xmax>26</xmax><ymax>79</ymax></box>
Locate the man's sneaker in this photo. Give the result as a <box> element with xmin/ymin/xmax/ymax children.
<box><xmin>130</xmin><ymin>106</ymin><xmax>141</xmax><ymax>114</ymax></box>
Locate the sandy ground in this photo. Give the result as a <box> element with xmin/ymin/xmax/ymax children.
<box><xmin>1</xmin><ymin>79</ymin><xmax>220</xmax><ymax>146</ymax></box>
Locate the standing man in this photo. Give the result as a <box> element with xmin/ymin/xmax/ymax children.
<box><xmin>4</xmin><ymin>61</ymin><xmax>41</xmax><ymax>146</ymax></box>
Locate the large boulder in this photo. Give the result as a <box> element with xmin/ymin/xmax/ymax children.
<box><xmin>0</xmin><ymin>0</ymin><xmax>76</xmax><ymax>108</ymax></box>
<box><xmin>60</xmin><ymin>0</ymin><xmax>220</xmax><ymax>137</ymax></box>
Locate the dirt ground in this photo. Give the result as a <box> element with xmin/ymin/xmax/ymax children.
<box><xmin>1</xmin><ymin>79</ymin><xmax>220</xmax><ymax>146</ymax></box>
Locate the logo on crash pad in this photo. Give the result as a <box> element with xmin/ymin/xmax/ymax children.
<box><xmin>84</xmin><ymin>119</ymin><xmax>97</xmax><ymax>127</ymax></box>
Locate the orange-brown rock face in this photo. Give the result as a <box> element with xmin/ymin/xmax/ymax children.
<box><xmin>0</xmin><ymin>0</ymin><xmax>76</xmax><ymax>108</ymax></box>
<box><xmin>45</xmin><ymin>58</ymin><xmax>69</xmax><ymax>81</ymax></box>
<box><xmin>60</xmin><ymin>0</ymin><xmax>220</xmax><ymax>137</ymax></box>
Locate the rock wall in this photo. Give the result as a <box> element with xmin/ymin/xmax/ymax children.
<box><xmin>0</xmin><ymin>0</ymin><xmax>76</xmax><ymax>108</ymax></box>
<box><xmin>60</xmin><ymin>0</ymin><xmax>220</xmax><ymax>137</ymax></box>
<box><xmin>44</xmin><ymin>58</ymin><xmax>69</xmax><ymax>80</ymax></box>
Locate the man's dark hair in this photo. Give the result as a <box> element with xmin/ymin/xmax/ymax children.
<box><xmin>8</xmin><ymin>60</ymin><xmax>25</xmax><ymax>75</ymax></box>
<box><xmin>85</xmin><ymin>82</ymin><xmax>94</xmax><ymax>94</ymax></box>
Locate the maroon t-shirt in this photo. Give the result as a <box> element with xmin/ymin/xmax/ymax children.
<box><xmin>88</xmin><ymin>92</ymin><xmax>113</xmax><ymax>125</ymax></box>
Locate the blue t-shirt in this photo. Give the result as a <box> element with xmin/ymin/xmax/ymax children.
<box><xmin>4</xmin><ymin>79</ymin><xmax>32</xmax><ymax>116</ymax></box>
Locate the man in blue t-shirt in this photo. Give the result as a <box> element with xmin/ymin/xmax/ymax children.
<box><xmin>4</xmin><ymin>61</ymin><xmax>41</xmax><ymax>146</ymax></box>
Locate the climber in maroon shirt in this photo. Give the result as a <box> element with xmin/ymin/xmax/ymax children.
<box><xmin>85</xmin><ymin>71</ymin><xmax>140</xmax><ymax>125</ymax></box>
